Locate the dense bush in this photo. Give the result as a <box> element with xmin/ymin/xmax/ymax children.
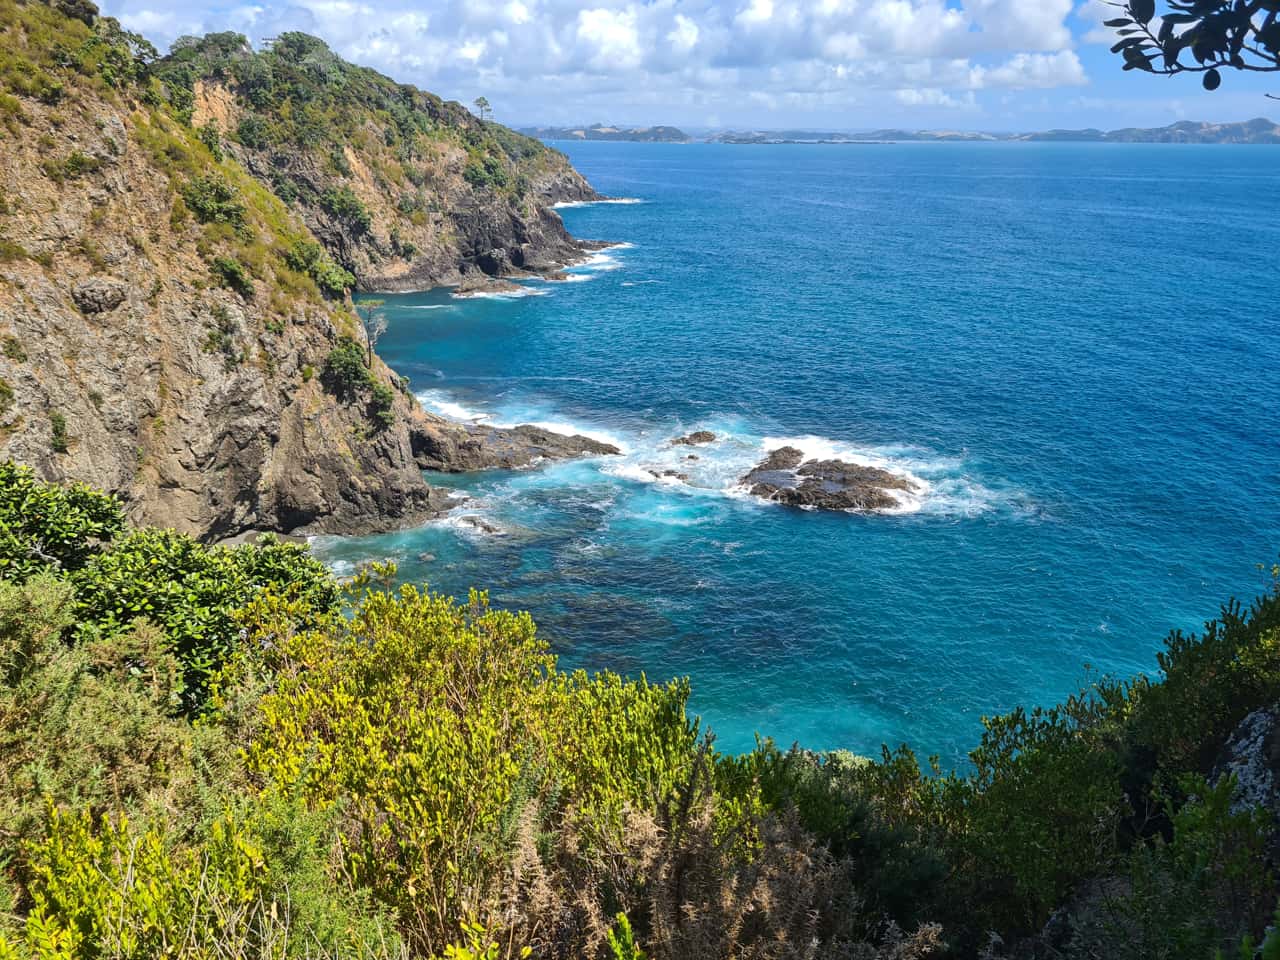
<box><xmin>0</xmin><ymin>462</ymin><xmax>123</xmax><ymax>580</ymax></box>
<box><xmin>211</xmin><ymin>254</ymin><xmax>254</xmax><ymax>297</ymax></box>
<box><xmin>181</xmin><ymin>173</ymin><xmax>246</xmax><ymax>227</ymax></box>
<box><xmin>284</xmin><ymin>238</ymin><xmax>353</xmax><ymax>298</ymax></box>
<box><xmin>319</xmin><ymin>185</ymin><xmax>372</xmax><ymax>233</ymax></box>
<box><xmin>0</xmin><ymin>464</ymin><xmax>1278</xmax><ymax>959</ymax></box>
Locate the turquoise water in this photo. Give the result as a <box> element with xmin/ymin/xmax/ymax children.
<box><xmin>318</xmin><ymin>142</ymin><xmax>1280</xmax><ymax>762</ymax></box>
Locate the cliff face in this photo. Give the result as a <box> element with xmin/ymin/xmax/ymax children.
<box><xmin>153</xmin><ymin>32</ymin><xmax>602</xmax><ymax>292</ymax></box>
<box><xmin>0</xmin><ymin>0</ymin><xmax>609</xmax><ymax>541</ymax></box>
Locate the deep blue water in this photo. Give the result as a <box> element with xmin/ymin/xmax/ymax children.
<box><xmin>318</xmin><ymin>142</ymin><xmax>1280</xmax><ymax>763</ymax></box>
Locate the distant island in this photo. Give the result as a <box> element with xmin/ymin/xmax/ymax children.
<box><xmin>708</xmin><ymin>118</ymin><xmax>1280</xmax><ymax>144</ymax></box>
<box><xmin>526</xmin><ymin>118</ymin><xmax>1279</xmax><ymax>145</ymax></box>
<box><xmin>518</xmin><ymin>122</ymin><xmax>692</xmax><ymax>142</ymax></box>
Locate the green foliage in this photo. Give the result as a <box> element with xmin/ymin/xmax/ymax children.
<box><xmin>211</xmin><ymin>254</ymin><xmax>254</xmax><ymax>298</ymax></box>
<box><xmin>39</xmin><ymin>151</ymin><xmax>100</xmax><ymax>184</ymax></box>
<box><xmin>2</xmin><ymin>337</ymin><xmax>25</xmax><ymax>363</ymax></box>
<box><xmin>10</xmin><ymin>800</ymin><xmax>403</xmax><ymax>960</ymax></box>
<box><xmin>319</xmin><ymin>185</ymin><xmax>372</xmax><ymax>233</ymax></box>
<box><xmin>0</xmin><ymin>379</ymin><xmax>11</xmax><ymax>418</ymax></box>
<box><xmin>0</xmin><ymin>576</ymin><xmax>196</xmax><ymax>855</ymax></box>
<box><xmin>0</xmin><ymin>463</ymin><xmax>123</xmax><ymax>581</ymax></box>
<box><xmin>283</xmin><ymin>239</ymin><xmax>352</xmax><ymax>298</ymax></box>
<box><xmin>197</xmin><ymin>121</ymin><xmax>223</xmax><ymax>162</ymax></box>
<box><xmin>607</xmin><ymin>913</ymin><xmax>647</xmax><ymax>960</ymax></box>
<box><xmin>464</xmin><ymin>152</ymin><xmax>509</xmax><ymax>191</ymax></box>
<box><xmin>70</xmin><ymin>528</ymin><xmax>339</xmax><ymax>711</ymax></box>
<box><xmin>181</xmin><ymin>174</ymin><xmax>246</xmax><ymax>227</ymax></box>
<box><xmin>321</xmin><ymin>337</ymin><xmax>396</xmax><ymax>433</ymax></box>
<box><xmin>48</xmin><ymin>413</ymin><xmax>67</xmax><ymax>454</ymax></box>
<box><xmin>1105</xmin><ymin>1</ymin><xmax>1280</xmax><ymax>88</ymax></box>
<box><xmin>246</xmin><ymin>583</ymin><xmax>697</xmax><ymax>954</ymax></box>
<box><xmin>322</xmin><ymin>337</ymin><xmax>368</xmax><ymax>399</ymax></box>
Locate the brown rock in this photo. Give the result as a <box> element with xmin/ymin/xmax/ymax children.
<box><xmin>739</xmin><ymin>448</ymin><xmax>916</xmax><ymax>512</ymax></box>
<box><xmin>672</xmin><ymin>430</ymin><xmax>716</xmax><ymax>446</ymax></box>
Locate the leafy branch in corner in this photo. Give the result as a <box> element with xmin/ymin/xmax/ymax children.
<box><xmin>1106</xmin><ymin>0</ymin><xmax>1280</xmax><ymax>95</ymax></box>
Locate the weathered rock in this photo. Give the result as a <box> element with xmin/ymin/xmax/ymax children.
<box><xmin>740</xmin><ymin>448</ymin><xmax>917</xmax><ymax>512</ymax></box>
<box><xmin>648</xmin><ymin>469</ymin><xmax>689</xmax><ymax>482</ymax></box>
<box><xmin>672</xmin><ymin>430</ymin><xmax>717</xmax><ymax>446</ymax></box>
<box><xmin>1213</xmin><ymin>704</ymin><xmax>1280</xmax><ymax>856</ymax></box>
<box><xmin>71</xmin><ymin>278</ymin><xmax>127</xmax><ymax>314</ymax></box>
<box><xmin>457</xmin><ymin>515</ymin><xmax>503</xmax><ymax>535</ymax></box>
<box><xmin>453</xmin><ymin>275</ymin><xmax>524</xmax><ymax>297</ymax></box>
<box><xmin>412</xmin><ymin>422</ymin><xmax>619</xmax><ymax>473</ymax></box>
<box><xmin>541</xmin><ymin>271</ymin><xmax>572</xmax><ymax>282</ymax></box>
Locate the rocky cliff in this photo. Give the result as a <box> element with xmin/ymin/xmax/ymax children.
<box><xmin>0</xmin><ymin>0</ymin><xmax>611</xmax><ymax>541</ymax></box>
<box><xmin>151</xmin><ymin>31</ymin><xmax>603</xmax><ymax>292</ymax></box>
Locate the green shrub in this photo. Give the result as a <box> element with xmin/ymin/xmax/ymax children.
<box><xmin>321</xmin><ymin>337</ymin><xmax>367</xmax><ymax>399</ymax></box>
<box><xmin>319</xmin><ymin>185</ymin><xmax>372</xmax><ymax>233</ymax></box>
<box><xmin>246</xmin><ymin>583</ymin><xmax>697</xmax><ymax>954</ymax></box>
<box><xmin>283</xmin><ymin>239</ymin><xmax>352</xmax><ymax>298</ymax></box>
<box><xmin>1</xmin><ymin>337</ymin><xmax>24</xmax><ymax>362</ymax></box>
<box><xmin>70</xmin><ymin>528</ymin><xmax>339</xmax><ymax>711</ymax></box>
<box><xmin>181</xmin><ymin>174</ymin><xmax>246</xmax><ymax>227</ymax></box>
<box><xmin>197</xmin><ymin>121</ymin><xmax>223</xmax><ymax>161</ymax></box>
<box><xmin>39</xmin><ymin>150</ymin><xmax>100</xmax><ymax>184</ymax></box>
<box><xmin>211</xmin><ymin>255</ymin><xmax>254</xmax><ymax>298</ymax></box>
<box><xmin>49</xmin><ymin>412</ymin><xmax>68</xmax><ymax>454</ymax></box>
<box><xmin>0</xmin><ymin>378</ymin><xmax>11</xmax><ymax>417</ymax></box>
<box><xmin>368</xmin><ymin>380</ymin><xmax>395</xmax><ymax>432</ymax></box>
<box><xmin>0</xmin><ymin>463</ymin><xmax>124</xmax><ymax>581</ymax></box>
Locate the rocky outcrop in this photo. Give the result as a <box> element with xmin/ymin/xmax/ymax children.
<box><xmin>740</xmin><ymin>447</ymin><xmax>918</xmax><ymax>512</ymax></box>
<box><xmin>672</xmin><ymin>431</ymin><xmax>716</xmax><ymax>446</ymax></box>
<box><xmin>71</xmin><ymin>278</ymin><xmax>128</xmax><ymax>314</ymax></box>
<box><xmin>453</xmin><ymin>275</ymin><xmax>526</xmax><ymax>298</ymax></box>
<box><xmin>412</xmin><ymin>423</ymin><xmax>619</xmax><ymax>473</ymax></box>
<box><xmin>1213</xmin><ymin>704</ymin><xmax>1280</xmax><ymax>857</ymax></box>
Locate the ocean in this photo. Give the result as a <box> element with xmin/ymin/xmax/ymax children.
<box><xmin>316</xmin><ymin>141</ymin><xmax>1280</xmax><ymax>762</ymax></box>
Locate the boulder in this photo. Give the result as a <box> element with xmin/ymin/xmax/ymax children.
<box><xmin>453</xmin><ymin>274</ymin><xmax>524</xmax><ymax>297</ymax></box>
<box><xmin>71</xmin><ymin>278</ymin><xmax>127</xmax><ymax>314</ymax></box>
<box><xmin>672</xmin><ymin>430</ymin><xmax>716</xmax><ymax>446</ymax></box>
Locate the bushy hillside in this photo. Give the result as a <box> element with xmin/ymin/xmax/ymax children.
<box><xmin>0</xmin><ymin>464</ymin><xmax>1278</xmax><ymax>959</ymax></box>
<box><xmin>0</xmin><ymin>0</ymin><xmax>607</xmax><ymax>539</ymax></box>
<box><xmin>151</xmin><ymin>31</ymin><xmax>601</xmax><ymax>290</ymax></box>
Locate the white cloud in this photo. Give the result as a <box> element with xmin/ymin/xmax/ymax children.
<box><xmin>99</xmin><ymin>0</ymin><xmax>1097</xmax><ymax>125</ymax></box>
<box><xmin>971</xmin><ymin>51</ymin><xmax>1088</xmax><ymax>89</ymax></box>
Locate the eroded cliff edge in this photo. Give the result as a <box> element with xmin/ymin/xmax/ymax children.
<box><xmin>0</xmin><ymin>0</ymin><xmax>612</xmax><ymax>541</ymax></box>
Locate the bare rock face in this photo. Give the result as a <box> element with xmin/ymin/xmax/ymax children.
<box><xmin>1213</xmin><ymin>704</ymin><xmax>1280</xmax><ymax>857</ymax></box>
<box><xmin>740</xmin><ymin>447</ymin><xmax>917</xmax><ymax>512</ymax></box>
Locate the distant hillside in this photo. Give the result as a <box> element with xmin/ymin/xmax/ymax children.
<box><xmin>151</xmin><ymin>33</ymin><xmax>601</xmax><ymax>291</ymax></box>
<box><xmin>708</xmin><ymin>118</ymin><xmax>1279</xmax><ymax>145</ymax></box>
<box><xmin>1018</xmin><ymin>118</ymin><xmax>1280</xmax><ymax>143</ymax></box>
<box><xmin>521</xmin><ymin>123</ymin><xmax>691</xmax><ymax>143</ymax></box>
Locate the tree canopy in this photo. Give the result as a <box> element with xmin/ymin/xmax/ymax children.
<box><xmin>1107</xmin><ymin>0</ymin><xmax>1280</xmax><ymax>91</ymax></box>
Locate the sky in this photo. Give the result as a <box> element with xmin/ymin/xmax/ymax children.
<box><xmin>98</xmin><ymin>0</ymin><xmax>1280</xmax><ymax>131</ymax></box>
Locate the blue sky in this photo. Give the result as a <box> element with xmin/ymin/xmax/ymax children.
<box><xmin>98</xmin><ymin>0</ymin><xmax>1279</xmax><ymax>130</ymax></box>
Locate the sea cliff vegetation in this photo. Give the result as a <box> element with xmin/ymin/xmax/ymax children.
<box><xmin>1</xmin><ymin>461</ymin><xmax>1278</xmax><ymax>959</ymax></box>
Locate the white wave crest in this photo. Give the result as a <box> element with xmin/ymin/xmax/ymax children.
<box><xmin>553</xmin><ymin>197</ymin><xmax>646</xmax><ymax>209</ymax></box>
<box><xmin>416</xmin><ymin>390</ymin><xmax>492</xmax><ymax>423</ymax></box>
<box><xmin>452</xmin><ymin>286</ymin><xmax>547</xmax><ymax>301</ymax></box>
